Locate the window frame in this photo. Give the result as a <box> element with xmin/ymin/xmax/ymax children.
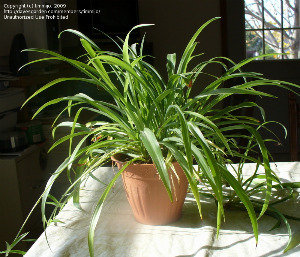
<box><xmin>245</xmin><ymin>0</ymin><xmax>300</xmax><ymax>60</ymax></box>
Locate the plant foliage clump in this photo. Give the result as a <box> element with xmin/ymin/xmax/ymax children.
<box><xmin>2</xmin><ymin>18</ymin><xmax>300</xmax><ymax>256</ymax></box>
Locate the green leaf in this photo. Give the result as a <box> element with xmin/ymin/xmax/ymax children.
<box><xmin>123</xmin><ymin>24</ymin><xmax>154</xmax><ymax>63</ymax></box>
<box><xmin>59</xmin><ymin>29</ymin><xmax>100</xmax><ymax>50</ymax></box>
<box><xmin>22</xmin><ymin>48</ymin><xmax>99</xmax><ymax>78</ymax></box>
<box><xmin>22</xmin><ymin>77</ymin><xmax>95</xmax><ymax>108</ymax></box>
<box><xmin>166</xmin><ymin>53</ymin><xmax>176</xmax><ymax>78</ymax></box>
<box><xmin>73</xmin><ymin>157</ymin><xmax>89</xmax><ymax>210</ymax></box>
<box><xmin>140</xmin><ymin>128</ymin><xmax>172</xmax><ymax>200</ymax></box>
<box><xmin>167</xmin><ymin>105</ymin><xmax>193</xmax><ymax>174</ymax></box>
<box><xmin>188</xmin><ymin>122</ymin><xmax>222</xmax><ymax>182</ymax></box>
<box><xmin>88</xmin><ymin>157</ymin><xmax>141</xmax><ymax>257</ymax></box>
<box><xmin>218</xmin><ymin>165</ymin><xmax>259</xmax><ymax>244</ymax></box>
<box><xmin>162</xmin><ymin>141</ymin><xmax>202</xmax><ymax>219</ymax></box>
<box><xmin>246</xmin><ymin>126</ymin><xmax>272</xmax><ymax>218</ymax></box>
<box><xmin>80</xmin><ymin>39</ymin><xmax>113</xmax><ymax>86</ymax></box>
<box><xmin>284</xmin><ymin>231</ymin><xmax>300</xmax><ymax>253</ymax></box>
<box><xmin>267</xmin><ymin>206</ymin><xmax>296</xmax><ymax>253</ymax></box>
<box><xmin>185</xmin><ymin>88</ymin><xmax>275</xmax><ymax>111</ymax></box>
<box><xmin>178</xmin><ymin>17</ymin><xmax>220</xmax><ymax>73</ymax></box>
<box><xmin>188</xmin><ymin>123</ymin><xmax>225</xmax><ymax>220</ymax></box>
<box><xmin>186</xmin><ymin>111</ymin><xmax>232</xmax><ymax>154</ymax></box>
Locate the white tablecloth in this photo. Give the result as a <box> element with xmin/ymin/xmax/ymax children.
<box><xmin>25</xmin><ymin>162</ymin><xmax>300</xmax><ymax>257</ymax></box>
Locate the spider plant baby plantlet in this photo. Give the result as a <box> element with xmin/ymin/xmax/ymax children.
<box><xmin>2</xmin><ymin>17</ymin><xmax>300</xmax><ymax>256</ymax></box>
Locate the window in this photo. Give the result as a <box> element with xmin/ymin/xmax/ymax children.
<box><xmin>245</xmin><ymin>0</ymin><xmax>300</xmax><ymax>59</ymax></box>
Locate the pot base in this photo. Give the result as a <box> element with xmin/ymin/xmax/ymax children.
<box><xmin>113</xmin><ymin>158</ymin><xmax>188</xmax><ymax>225</ymax></box>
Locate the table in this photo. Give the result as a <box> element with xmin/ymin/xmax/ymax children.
<box><xmin>25</xmin><ymin>162</ymin><xmax>300</xmax><ymax>257</ymax></box>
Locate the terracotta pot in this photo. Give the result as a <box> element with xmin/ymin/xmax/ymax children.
<box><xmin>111</xmin><ymin>156</ymin><xmax>188</xmax><ymax>225</ymax></box>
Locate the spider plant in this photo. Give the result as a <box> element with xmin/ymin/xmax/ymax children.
<box><xmin>2</xmin><ymin>17</ymin><xmax>300</xmax><ymax>256</ymax></box>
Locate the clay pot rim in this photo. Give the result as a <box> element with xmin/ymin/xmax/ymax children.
<box><xmin>111</xmin><ymin>155</ymin><xmax>179</xmax><ymax>167</ymax></box>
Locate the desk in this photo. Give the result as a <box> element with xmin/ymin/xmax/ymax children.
<box><xmin>25</xmin><ymin>162</ymin><xmax>300</xmax><ymax>257</ymax></box>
